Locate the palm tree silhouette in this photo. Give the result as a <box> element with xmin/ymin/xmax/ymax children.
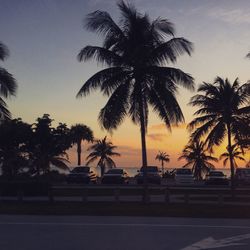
<box><xmin>77</xmin><ymin>1</ymin><xmax>194</xmax><ymax>170</ymax></box>
<box><xmin>220</xmin><ymin>144</ymin><xmax>245</xmax><ymax>168</ymax></box>
<box><xmin>70</xmin><ymin>124</ymin><xmax>94</xmax><ymax>166</ymax></box>
<box><xmin>0</xmin><ymin>42</ymin><xmax>17</xmax><ymax>120</ymax></box>
<box><xmin>188</xmin><ymin>77</ymin><xmax>250</xmax><ymax>185</ymax></box>
<box><xmin>155</xmin><ymin>151</ymin><xmax>170</xmax><ymax>173</ymax></box>
<box><xmin>86</xmin><ymin>136</ymin><xmax>120</xmax><ymax>176</ymax></box>
<box><xmin>178</xmin><ymin>140</ymin><xmax>217</xmax><ymax>180</ymax></box>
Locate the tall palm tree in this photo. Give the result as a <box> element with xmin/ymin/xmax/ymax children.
<box><xmin>77</xmin><ymin>1</ymin><xmax>194</xmax><ymax>170</ymax></box>
<box><xmin>155</xmin><ymin>151</ymin><xmax>170</xmax><ymax>173</ymax></box>
<box><xmin>178</xmin><ymin>140</ymin><xmax>217</xmax><ymax>180</ymax></box>
<box><xmin>86</xmin><ymin>136</ymin><xmax>120</xmax><ymax>176</ymax></box>
<box><xmin>70</xmin><ymin>124</ymin><xmax>94</xmax><ymax>166</ymax></box>
<box><xmin>220</xmin><ymin>144</ymin><xmax>245</xmax><ymax>168</ymax></box>
<box><xmin>0</xmin><ymin>42</ymin><xmax>17</xmax><ymax>120</ymax></box>
<box><xmin>188</xmin><ymin>77</ymin><xmax>250</xmax><ymax>185</ymax></box>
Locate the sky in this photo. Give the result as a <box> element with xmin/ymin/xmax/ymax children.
<box><xmin>0</xmin><ymin>0</ymin><xmax>250</xmax><ymax>169</ymax></box>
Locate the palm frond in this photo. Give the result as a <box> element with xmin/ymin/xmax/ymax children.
<box><xmin>0</xmin><ymin>42</ymin><xmax>9</xmax><ymax>61</ymax></box>
<box><xmin>0</xmin><ymin>68</ymin><xmax>17</xmax><ymax>98</ymax></box>
<box><xmin>0</xmin><ymin>97</ymin><xmax>11</xmax><ymax>120</ymax></box>
<box><xmin>150</xmin><ymin>37</ymin><xmax>193</xmax><ymax>64</ymax></box>
<box><xmin>77</xmin><ymin>67</ymin><xmax>125</xmax><ymax>97</ymax></box>
<box><xmin>98</xmin><ymin>82</ymin><xmax>130</xmax><ymax>131</ymax></box>
<box><xmin>77</xmin><ymin>46</ymin><xmax>121</xmax><ymax>66</ymax></box>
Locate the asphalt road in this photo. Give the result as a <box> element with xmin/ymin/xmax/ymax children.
<box><xmin>1</xmin><ymin>215</ymin><xmax>250</xmax><ymax>250</ymax></box>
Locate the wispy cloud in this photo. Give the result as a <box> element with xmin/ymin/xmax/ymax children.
<box><xmin>207</xmin><ymin>7</ymin><xmax>250</xmax><ymax>24</ymax></box>
<box><xmin>147</xmin><ymin>133</ymin><xmax>166</xmax><ymax>141</ymax></box>
<box><xmin>149</xmin><ymin>123</ymin><xmax>187</xmax><ymax>131</ymax></box>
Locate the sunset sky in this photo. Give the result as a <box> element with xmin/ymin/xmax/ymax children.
<box><xmin>1</xmin><ymin>0</ymin><xmax>250</xmax><ymax>168</ymax></box>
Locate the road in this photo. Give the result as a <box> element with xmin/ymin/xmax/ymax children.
<box><xmin>1</xmin><ymin>215</ymin><xmax>250</xmax><ymax>250</ymax></box>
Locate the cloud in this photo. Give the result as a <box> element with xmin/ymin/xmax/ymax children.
<box><xmin>149</xmin><ymin>123</ymin><xmax>187</xmax><ymax>131</ymax></box>
<box><xmin>147</xmin><ymin>133</ymin><xmax>166</xmax><ymax>141</ymax></box>
<box><xmin>207</xmin><ymin>7</ymin><xmax>250</xmax><ymax>24</ymax></box>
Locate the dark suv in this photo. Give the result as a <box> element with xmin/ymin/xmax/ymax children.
<box><xmin>235</xmin><ymin>168</ymin><xmax>250</xmax><ymax>186</ymax></box>
<box><xmin>101</xmin><ymin>169</ymin><xmax>129</xmax><ymax>184</ymax></box>
<box><xmin>66</xmin><ymin>166</ymin><xmax>97</xmax><ymax>184</ymax></box>
<box><xmin>136</xmin><ymin>166</ymin><xmax>161</xmax><ymax>185</ymax></box>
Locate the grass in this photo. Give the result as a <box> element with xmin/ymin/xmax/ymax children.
<box><xmin>0</xmin><ymin>201</ymin><xmax>250</xmax><ymax>218</ymax></box>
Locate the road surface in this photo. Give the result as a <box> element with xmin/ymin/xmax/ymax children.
<box><xmin>1</xmin><ymin>215</ymin><xmax>250</xmax><ymax>249</ymax></box>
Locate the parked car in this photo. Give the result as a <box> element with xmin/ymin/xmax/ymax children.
<box><xmin>66</xmin><ymin>166</ymin><xmax>97</xmax><ymax>184</ymax></box>
<box><xmin>175</xmin><ymin>168</ymin><xmax>194</xmax><ymax>185</ymax></box>
<box><xmin>136</xmin><ymin>166</ymin><xmax>161</xmax><ymax>185</ymax></box>
<box><xmin>235</xmin><ymin>168</ymin><xmax>250</xmax><ymax>186</ymax></box>
<box><xmin>205</xmin><ymin>170</ymin><xmax>228</xmax><ymax>185</ymax></box>
<box><xmin>101</xmin><ymin>169</ymin><xmax>129</xmax><ymax>184</ymax></box>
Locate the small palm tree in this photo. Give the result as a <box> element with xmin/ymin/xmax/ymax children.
<box><xmin>86</xmin><ymin>136</ymin><xmax>120</xmax><ymax>176</ymax></box>
<box><xmin>188</xmin><ymin>77</ymin><xmax>250</xmax><ymax>185</ymax></box>
<box><xmin>178</xmin><ymin>140</ymin><xmax>217</xmax><ymax>180</ymax></box>
<box><xmin>77</xmin><ymin>1</ymin><xmax>194</xmax><ymax>170</ymax></box>
<box><xmin>220</xmin><ymin>144</ymin><xmax>246</xmax><ymax>168</ymax></box>
<box><xmin>155</xmin><ymin>151</ymin><xmax>170</xmax><ymax>173</ymax></box>
<box><xmin>70</xmin><ymin>124</ymin><xmax>94</xmax><ymax>166</ymax></box>
<box><xmin>0</xmin><ymin>42</ymin><xmax>17</xmax><ymax>120</ymax></box>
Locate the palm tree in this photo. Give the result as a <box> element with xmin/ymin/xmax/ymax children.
<box><xmin>155</xmin><ymin>151</ymin><xmax>170</xmax><ymax>173</ymax></box>
<box><xmin>178</xmin><ymin>140</ymin><xmax>217</xmax><ymax>180</ymax></box>
<box><xmin>220</xmin><ymin>144</ymin><xmax>245</xmax><ymax>168</ymax></box>
<box><xmin>0</xmin><ymin>42</ymin><xmax>17</xmax><ymax>120</ymax></box>
<box><xmin>77</xmin><ymin>1</ymin><xmax>194</xmax><ymax>170</ymax></box>
<box><xmin>70</xmin><ymin>124</ymin><xmax>94</xmax><ymax>166</ymax></box>
<box><xmin>188</xmin><ymin>77</ymin><xmax>250</xmax><ymax>185</ymax></box>
<box><xmin>86</xmin><ymin>136</ymin><xmax>120</xmax><ymax>176</ymax></box>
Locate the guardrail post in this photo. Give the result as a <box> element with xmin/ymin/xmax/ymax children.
<box><xmin>218</xmin><ymin>193</ymin><xmax>224</xmax><ymax>206</ymax></box>
<box><xmin>82</xmin><ymin>188</ymin><xmax>88</xmax><ymax>203</ymax></box>
<box><xmin>184</xmin><ymin>192</ymin><xmax>189</xmax><ymax>204</ymax></box>
<box><xmin>48</xmin><ymin>189</ymin><xmax>54</xmax><ymax>203</ymax></box>
<box><xmin>142</xmin><ymin>186</ymin><xmax>150</xmax><ymax>204</ymax></box>
<box><xmin>114</xmin><ymin>188</ymin><xmax>120</xmax><ymax>203</ymax></box>
<box><xmin>165</xmin><ymin>188</ymin><xmax>170</xmax><ymax>204</ymax></box>
<box><xmin>17</xmin><ymin>189</ymin><xmax>24</xmax><ymax>202</ymax></box>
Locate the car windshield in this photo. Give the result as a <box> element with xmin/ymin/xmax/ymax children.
<box><xmin>176</xmin><ymin>169</ymin><xmax>192</xmax><ymax>175</ymax></box>
<box><xmin>71</xmin><ymin>167</ymin><xmax>90</xmax><ymax>173</ymax></box>
<box><xmin>236</xmin><ymin>169</ymin><xmax>250</xmax><ymax>175</ymax></box>
<box><xmin>140</xmin><ymin>166</ymin><xmax>158</xmax><ymax>172</ymax></box>
<box><xmin>106</xmin><ymin>169</ymin><xmax>123</xmax><ymax>174</ymax></box>
<box><xmin>209</xmin><ymin>171</ymin><xmax>224</xmax><ymax>176</ymax></box>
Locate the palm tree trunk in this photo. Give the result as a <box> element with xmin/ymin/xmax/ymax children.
<box><xmin>138</xmin><ymin>91</ymin><xmax>148</xmax><ymax>168</ymax></box>
<box><xmin>226</xmin><ymin>123</ymin><xmax>235</xmax><ymax>189</ymax></box>
<box><xmin>77</xmin><ymin>140</ymin><xmax>81</xmax><ymax>166</ymax></box>
<box><xmin>100</xmin><ymin>162</ymin><xmax>105</xmax><ymax>177</ymax></box>
<box><xmin>139</xmin><ymin>112</ymin><xmax>148</xmax><ymax>167</ymax></box>
<box><xmin>138</xmin><ymin>84</ymin><xmax>149</xmax><ymax>203</ymax></box>
<box><xmin>161</xmin><ymin>160</ymin><xmax>164</xmax><ymax>174</ymax></box>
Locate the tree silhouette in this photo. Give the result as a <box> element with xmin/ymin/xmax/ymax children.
<box><xmin>178</xmin><ymin>140</ymin><xmax>217</xmax><ymax>180</ymax></box>
<box><xmin>77</xmin><ymin>1</ymin><xmax>194</xmax><ymax>170</ymax></box>
<box><xmin>0</xmin><ymin>42</ymin><xmax>17</xmax><ymax>120</ymax></box>
<box><xmin>86</xmin><ymin>136</ymin><xmax>120</xmax><ymax>176</ymax></box>
<box><xmin>0</xmin><ymin>118</ymin><xmax>32</xmax><ymax>178</ymax></box>
<box><xmin>70</xmin><ymin>124</ymin><xmax>94</xmax><ymax>166</ymax></box>
<box><xmin>30</xmin><ymin>114</ymin><xmax>71</xmax><ymax>175</ymax></box>
<box><xmin>188</xmin><ymin>77</ymin><xmax>250</xmax><ymax>185</ymax></box>
<box><xmin>155</xmin><ymin>151</ymin><xmax>170</xmax><ymax>173</ymax></box>
<box><xmin>220</xmin><ymin>144</ymin><xmax>245</xmax><ymax>168</ymax></box>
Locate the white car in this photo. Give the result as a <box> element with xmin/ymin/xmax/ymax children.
<box><xmin>175</xmin><ymin>168</ymin><xmax>194</xmax><ymax>184</ymax></box>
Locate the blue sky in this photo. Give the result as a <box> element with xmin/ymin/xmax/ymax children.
<box><xmin>1</xmin><ymin>0</ymin><xmax>250</xmax><ymax>167</ymax></box>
